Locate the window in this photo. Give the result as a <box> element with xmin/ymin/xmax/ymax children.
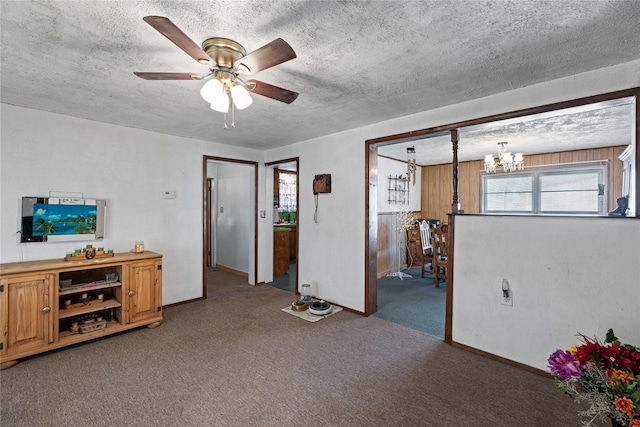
<box><xmin>278</xmin><ymin>171</ymin><xmax>297</xmax><ymax>212</ymax></box>
<box><xmin>481</xmin><ymin>162</ymin><xmax>607</xmax><ymax>215</ymax></box>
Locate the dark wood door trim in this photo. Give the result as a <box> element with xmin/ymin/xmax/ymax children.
<box><xmin>206</xmin><ymin>178</ymin><xmax>213</xmax><ymax>268</ymax></box>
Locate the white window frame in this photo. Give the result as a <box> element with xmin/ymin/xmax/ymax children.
<box><xmin>481</xmin><ymin>161</ymin><xmax>608</xmax><ymax>216</ymax></box>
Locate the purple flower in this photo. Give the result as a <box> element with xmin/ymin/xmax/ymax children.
<box><xmin>548</xmin><ymin>349</ymin><xmax>583</xmax><ymax>380</ymax></box>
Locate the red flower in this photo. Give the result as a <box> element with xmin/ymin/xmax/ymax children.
<box><xmin>615</xmin><ymin>347</ymin><xmax>640</xmax><ymax>374</ymax></box>
<box><xmin>574</xmin><ymin>338</ymin><xmax>640</xmax><ymax>374</ymax></box>
<box><xmin>574</xmin><ymin>340</ymin><xmax>616</xmax><ymax>366</ymax></box>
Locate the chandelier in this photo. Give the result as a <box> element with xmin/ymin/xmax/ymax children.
<box><xmin>484</xmin><ymin>142</ymin><xmax>524</xmax><ymax>173</ymax></box>
<box><xmin>407</xmin><ymin>145</ymin><xmax>417</xmax><ymax>185</ymax></box>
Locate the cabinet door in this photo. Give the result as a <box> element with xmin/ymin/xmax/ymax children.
<box><xmin>127</xmin><ymin>261</ymin><xmax>161</xmax><ymax>324</ymax></box>
<box><xmin>0</xmin><ymin>274</ymin><xmax>53</xmax><ymax>355</ymax></box>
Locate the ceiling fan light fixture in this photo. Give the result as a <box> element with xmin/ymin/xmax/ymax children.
<box><xmin>134</xmin><ymin>16</ymin><xmax>299</xmax><ymax>126</ymax></box>
<box><xmin>210</xmin><ymin>90</ymin><xmax>230</xmax><ymax>113</ymax></box>
<box><xmin>200</xmin><ymin>78</ymin><xmax>224</xmax><ymax>104</ymax></box>
<box><xmin>231</xmin><ymin>84</ymin><xmax>253</xmax><ymax>110</ymax></box>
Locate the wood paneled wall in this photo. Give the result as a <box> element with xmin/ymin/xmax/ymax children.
<box><xmin>377</xmin><ymin>213</ymin><xmax>397</xmax><ymax>278</ymax></box>
<box><xmin>420</xmin><ymin>146</ymin><xmax>628</xmax><ymax>220</ymax></box>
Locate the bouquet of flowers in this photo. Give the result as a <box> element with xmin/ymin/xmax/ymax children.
<box><xmin>548</xmin><ymin>329</ymin><xmax>640</xmax><ymax>427</ymax></box>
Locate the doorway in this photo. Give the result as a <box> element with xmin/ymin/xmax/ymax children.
<box><xmin>366</xmin><ymin>132</ymin><xmax>455</xmax><ymax>343</ymax></box>
<box><xmin>203</xmin><ymin>156</ymin><xmax>258</xmax><ymax>297</ymax></box>
<box><xmin>266</xmin><ymin>158</ymin><xmax>299</xmax><ymax>294</ymax></box>
<box><xmin>370</xmin><ymin>139</ymin><xmax>448</xmax><ymax>339</ymax></box>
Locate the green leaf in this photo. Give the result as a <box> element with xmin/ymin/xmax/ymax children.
<box><xmin>551</xmin><ymin>377</ymin><xmax>567</xmax><ymax>391</ymax></box>
<box><xmin>605</xmin><ymin>328</ymin><xmax>620</xmax><ymax>345</ymax></box>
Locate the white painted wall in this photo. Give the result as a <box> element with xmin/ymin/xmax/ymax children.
<box><xmin>0</xmin><ymin>104</ymin><xmax>264</xmax><ymax>304</ymax></box>
<box><xmin>214</xmin><ymin>162</ymin><xmax>254</xmax><ymax>279</ymax></box>
<box><xmin>453</xmin><ymin>215</ymin><xmax>640</xmax><ymax>371</ymax></box>
<box><xmin>266</xmin><ymin>130</ymin><xmax>368</xmax><ymax>310</ymax></box>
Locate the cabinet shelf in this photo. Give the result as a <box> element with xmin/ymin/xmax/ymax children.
<box><xmin>58</xmin><ymin>298</ymin><xmax>121</xmax><ymax>319</ymax></box>
<box><xmin>58</xmin><ymin>320</ymin><xmax>122</xmax><ymax>342</ymax></box>
<box><xmin>1</xmin><ymin>251</ymin><xmax>163</xmax><ymax>369</ymax></box>
<box><xmin>59</xmin><ymin>282</ymin><xmax>121</xmax><ymax>296</ymax></box>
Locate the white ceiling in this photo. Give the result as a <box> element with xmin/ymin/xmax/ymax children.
<box><xmin>1</xmin><ymin>1</ymin><xmax>639</xmax><ymax>152</ymax></box>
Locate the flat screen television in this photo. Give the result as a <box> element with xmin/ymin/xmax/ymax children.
<box><xmin>21</xmin><ymin>197</ymin><xmax>106</xmax><ymax>243</ymax></box>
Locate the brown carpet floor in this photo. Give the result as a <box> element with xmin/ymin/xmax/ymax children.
<box><xmin>0</xmin><ymin>269</ymin><xmax>603</xmax><ymax>426</ymax></box>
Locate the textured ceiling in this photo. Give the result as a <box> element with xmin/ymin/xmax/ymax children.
<box><xmin>378</xmin><ymin>97</ymin><xmax>636</xmax><ymax>166</ymax></box>
<box><xmin>1</xmin><ymin>1</ymin><xmax>639</xmax><ymax>152</ymax></box>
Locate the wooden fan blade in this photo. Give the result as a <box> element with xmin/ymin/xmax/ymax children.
<box><xmin>246</xmin><ymin>80</ymin><xmax>299</xmax><ymax>104</ymax></box>
<box><xmin>235</xmin><ymin>38</ymin><xmax>296</xmax><ymax>75</ymax></box>
<box><xmin>134</xmin><ymin>72</ymin><xmax>202</xmax><ymax>80</ymax></box>
<box><xmin>143</xmin><ymin>16</ymin><xmax>213</xmax><ymax>65</ymax></box>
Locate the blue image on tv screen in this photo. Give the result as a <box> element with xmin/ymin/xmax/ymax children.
<box><xmin>32</xmin><ymin>203</ymin><xmax>98</xmax><ymax>236</ymax></box>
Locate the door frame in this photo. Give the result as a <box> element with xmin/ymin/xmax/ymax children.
<box><xmin>266</xmin><ymin>157</ymin><xmax>299</xmax><ymax>291</ymax></box>
<box><xmin>202</xmin><ymin>155</ymin><xmax>259</xmax><ymax>297</ymax></box>
<box><xmin>206</xmin><ymin>178</ymin><xmax>214</xmax><ymax>267</ymax></box>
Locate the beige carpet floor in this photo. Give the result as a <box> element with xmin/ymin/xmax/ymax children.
<box><xmin>0</xmin><ymin>269</ymin><xmax>604</xmax><ymax>426</ymax></box>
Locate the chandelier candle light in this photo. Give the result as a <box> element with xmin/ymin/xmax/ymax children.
<box><xmin>484</xmin><ymin>142</ymin><xmax>525</xmax><ymax>173</ymax></box>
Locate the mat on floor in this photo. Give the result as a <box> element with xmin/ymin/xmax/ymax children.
<box><xmin>281</xmin><ymin>304</ymin><xmax>343</xmax><ymax>322</ymax></box>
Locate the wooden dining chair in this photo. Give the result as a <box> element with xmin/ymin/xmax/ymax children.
<box><xmin>432</xmin><ymin>225</ymin><xmax>448</xmax><ymax>287</ymax></box>
<box><xmin>419</xmin><ymin>220</ymin><xmax>434</xmax><ymax>278</ymax></box>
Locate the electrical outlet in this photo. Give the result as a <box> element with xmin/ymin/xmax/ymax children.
<box><xmin>502</xmin><ymin>292</ymin><xmax>513</xmax><ymax>306</ymax></box>
<box><xmin>501</xmin><ymin>278</ymin><xmax>513</xmax><ymax>306</ymax></box>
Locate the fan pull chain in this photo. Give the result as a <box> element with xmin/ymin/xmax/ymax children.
<box><xmin>223</xmin><ymin>112</ymin><xmax>228</xmax><ymax>129</ymax></box>
<box><xmin>231</xmin><ymin>100</ymin><xmax>235</xmax><ymax>128</ymax></box>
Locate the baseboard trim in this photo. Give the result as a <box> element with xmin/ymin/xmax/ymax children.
<box><xmin>215</xmin><ymin>264</ymin><xmax>249</xmax><ymax>278</ymax></box>
<box><xmin>451</xmin><ymin>340</ymin><xmax>549</xmax><ymax>377</ymax></box>
<box><xmin>163</xmin><ymin>296</ymin><xmax>205</xmax><ymax>308</ymax></box>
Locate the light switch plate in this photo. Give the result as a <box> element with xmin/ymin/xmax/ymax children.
<box><xmin>162</xmin><ymin>190</ymin><xmax>176</xmax><ymax>199</ymax></box>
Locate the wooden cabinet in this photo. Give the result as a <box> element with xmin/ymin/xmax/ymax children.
<box><xmin>0</xmin><ymin>252</ymin><xmax>162</xmax><ymax>369</ymax></box>
<box><xmin>273</xmin><ymin>230</ymin><xmax>291</xmax><ymax>277</ymax></box>
<box><xmin>0</xmin><ymin>274</ymin><xmax>53</xmax><ymax>357</ymax></box>
<box><xmin>288</xmin><ymin>225</ymin><xmax>297</xmax><ymax>260</ymax></box>
<box><xmin>127</xmin><ymin>260</ymin><xmax>162</xmax><ymax>324</ymax></box>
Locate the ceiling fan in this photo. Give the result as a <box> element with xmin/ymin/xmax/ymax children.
<box><xmin>134</xmin><ymin>16</ymin><xmax>298</xmax><ymax>115</ymax></box>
